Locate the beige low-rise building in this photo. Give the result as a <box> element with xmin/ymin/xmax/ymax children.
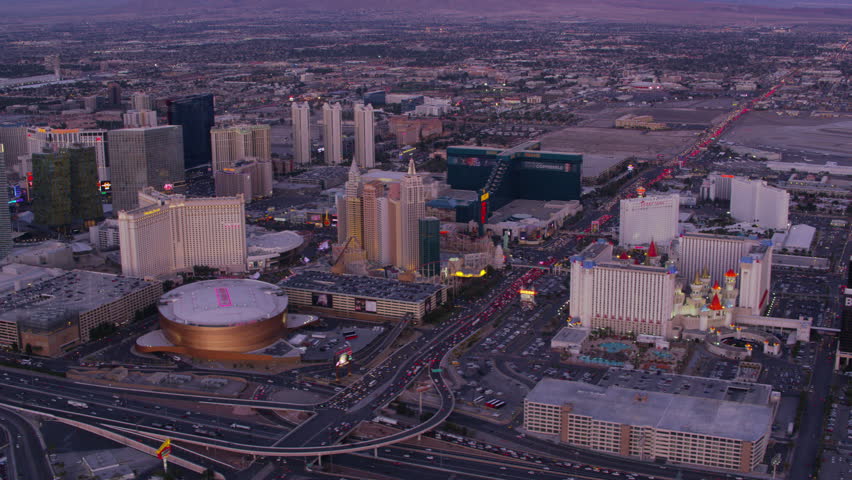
<box><xmin>615</xmin><ymin>114</ymin><xmax>668</xmax><ymax>130</ymax></box>
<box><xmin>0</xmin><ymin>270</ymin><xmax>162</xmax><ymax>356</ymax></box>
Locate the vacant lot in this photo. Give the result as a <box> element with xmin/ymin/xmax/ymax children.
<box><xmin>721</xmin><ymin>111</ymin><xmax>852</xmax><ymax>165</ymax></box>
<box><xmin>540</xmin><ymin>126</ymin><xmax>698</xmax><ymax>177</ymax></box>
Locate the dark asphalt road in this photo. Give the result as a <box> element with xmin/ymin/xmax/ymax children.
<box><xmin>0</xmin><ymin>406</ymin><xmax>53</xmax><ymax>480</ymax></box>
<box><xmin>788</xmin><ymin>336</ymin><xmax>836</xmax><ymax>480</ymax></box>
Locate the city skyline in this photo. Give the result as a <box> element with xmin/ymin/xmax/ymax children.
<box><xmin>0</xmin><ymin>5</ymin><xmax>848</xmax><ymax>480</ymax></box>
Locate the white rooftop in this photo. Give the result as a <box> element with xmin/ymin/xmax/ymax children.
<box><xmin>772</xmin><ymin>224</ymin><xmax>815</xmax><ymax>251</ymax></box>
<box><xmin>158</xmin><ymin>279</ymin><xmax>288</xmax><ymax>327</ymax></box>
<box><xmin>551</xmin><ymin>327</ymin><xmax>590</xmax><ymax>345</ymax></box>
<box><xmin>247</xmin><ymin>230</ymin><xmax>304</xmax><ymax>254</ymax></box>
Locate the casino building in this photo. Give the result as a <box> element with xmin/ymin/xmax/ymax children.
<box><xmin>446</xmin><ymin>140</ymin><xmax>582</xmax><ymax>224</ymax></box>
<box><xmin>135</xmin><ymin>279</ymin><xmax>290</xmax><ymax>359</ymax></box>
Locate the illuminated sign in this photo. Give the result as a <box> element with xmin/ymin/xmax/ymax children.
<box><xmin>354</xmin><ymin>298</ymin><xmax>377</xmax><ymax>313</ymax></box>
<box><xmin>26</xmin><ymin>172</ymin><xmax>33</xmax><ymax>188</ymax></box>
<box><xmin>336</xmin><ymin>347</ymin><xmax>353</xmax><ymax>368</ymax></box>
<box><xmin>453</xmin><ymin>269</ymin><xmax>487</xmax><ymax>278</ymax></box>
<box><xmin>479</xmin><ymin>192</ymin><xmax>489</xmax><ymax>201</ymax></box>
<box><xmin>215</xmin><ymin>287</ymin><xmax>233</xmax><ymax>307</ymax></box>
<box><xmin>519</xmin><ymin>289</ymin><xmax>536</xmax><ymax>296</ymax></box>
<box><xmin>155</xmin><ymin>439</ymin><xmax>171</xmax><ymax>459</ymax></box>
<box><xmin>312</xmin><ymin>293</ymin><xmax>332</xmax><ymax>308</ymax></box>
<box><xmin>99</xmin><ymin>181</ymin><xmax>111</xmax><ymax>194</ymax></box>
<box><xmin>222</xmin><ymin>168</ymin><xmax>235</xmax><ymax>172</ymax></box>
<box><xmin>480</xmin><ymin>201</ymin><xmax>488</xmax><ymax>224</ymax></box>
<box><xmin>143</xmin><ymin>208</ymin><xmax>161</xmax><ymax>215</ymax></box>
<box><xmin>336</xmin><ymin>352</ymin><xmax>351</xmax><ymax>368</ymax></box>
<box><xmin>163</xmin><ymin>183</ymin><xmax>174</xmax><ymax>191</ymax></box>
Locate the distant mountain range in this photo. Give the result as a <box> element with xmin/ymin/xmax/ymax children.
<box><xmin>0</xmin><ymin>0</ymin><xmax>850</xmax><ymax>24</ymax></box>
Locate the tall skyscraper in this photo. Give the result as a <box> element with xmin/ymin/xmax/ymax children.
<box><xmin>738</xmin><ymin>241</ymin><xmax>774</xmax><ymax>315</ymax></box>
<box><xmin>399</xmin><ymin>159</ymin><xmax>425</xmax><ymax>272</ymax></box>
<box><xmin>619</xmin><ymin>194</ymin><xmax>680</xmax><ymax>247</ymax></box>
<box><xmin>354</xmin><ymin>104</ymin><xmax>375</xmax><ymax>168</ymax></box>
<box><xmin>167</xmin><ymin>94</ymin><xmax>214</xmax><ymax>170</ymax></box>
<box><xmin>0</xmin><ymin>147</ymin><xmax>11</xmax><ymax>260</ymax></box>
<box><xmin>0</xmin><ymin>123</ymin><xmax>27</xmax><ymax>176</ymax></box>
<box><xmin>730</xmin><ymin>177</ymin><xmax>789</xmax><ymax>230</ymax></box>
<box><xmin>419</xmin><ymin>217</ymin><xmax>440</xmax><ymax>277</ymax></box>
<box><xmin>108</xmin><ymin>126</ymin><xmax>185</xmax><ymax>212</ymax></box>
<box><xmin>570</xmin><ymin>242</ymin><xmax>677</xmax><ymax>337</ymax></box>
<box><xmin>376</xmin><ymin>196</ymin><xmax>394</xmax><ymax>265</ymax></box>
<box><xmin>362</xmin><ymin>181</ymin><xmax>384</xmax><ymax>262</ymax></box>
<box><xmin>210</xmin><ymin>124</ymin><xmax>271</xmax><ymax>172</ymax></box>
<box><xmin>26</xmin><ymin>127</ymin><xmax>109</xmax><ymax>182</ymax></box>
<box><xmin>291</xmin><ymin>102</ymin><xmax>311</xmax><ymax>165</ymax></box>
<box><xmin>31</xmin><ymin>146</ymin><xmax>102</xmax><ymax>228</ymax></box>
<box><xmin>131</xmin><ymin>92</ymin><xmax>154</xmax><ymax>112</ymax></box>
<box><xmin>118</xmin><ymin>187</ymin><xmax>246</xmax><ymax>278</ymax></box>
<box><xmin>322</xmin><ymin>103</ymin><xmax>343</xmax><ymax>165</ymax></box>
<box><xmin>337</xmin><ymin>161</ymin><xmax>364</xmax><ymax>247</ymax></box>
<box><xmin>107</xmin><ymin>82</ymin><xmax>122</xmax><ymax>106</ymax></box>
<box><xmin>677</xmin><ymin>233</ymin><xmax>757</xmax><ymax>289</ymax></box>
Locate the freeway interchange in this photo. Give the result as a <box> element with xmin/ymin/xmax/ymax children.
<box><xmin>0</xmin><ymin>266</ymin><xmax>555</xmax><ymax>466</ymax></box>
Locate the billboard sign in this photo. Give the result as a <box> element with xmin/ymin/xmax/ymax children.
<box><xmin>354</xmin><ymin>298</ymin><xmax>377</xmax><ymax>313</ymax></box>
<box><xmin>312</xmin><ymin>293</ymin><xmax>332</xmax><ymax>308</ymax></box>
<box><xmin>336</xmin><ymin>347</ymin><xmax>353</xmax><ymax>368</ymax></box>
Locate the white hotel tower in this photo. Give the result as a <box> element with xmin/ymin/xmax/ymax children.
<box><xmin>291</xmin><ymin>102</ymin><xmax>311</xmax><ymax>165</ymax></box>
<box><xmin>570</xmin><ymin>242</ymin><xmax>677</xmax><ymax>337</ymax></box>
<box><xmin>119</xmin><ymin>187</ymin><xmax>247</xmax><ymax>278</ymax></box>
<box><xmin>618</xmin><ymin>194</ymin><xmax>679</xmax><ymax>247</ymax></box>
<box><xmin>354</xmin><ymin>104</ymin><xmax>375</xmax><ymax>168</ymax></box>
<box><xmin>675</xmin><ymin>233</ymin><xmax>774</xmax><ymax>316</ymax></box>
<box><xmin>322</xmin><ymin>103</ymin><xmax>343</xmax><ymax>165</ymax></box>
<box><xmin>730</xmin><ymin>177</ymin><xmax>789</xmax><ymax>230</ymax></box>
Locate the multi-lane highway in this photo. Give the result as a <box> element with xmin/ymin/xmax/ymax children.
<box><xmin>0</xmin><ymin>406</ymin><xmax>53</xmax><ymax>480</ymax></box>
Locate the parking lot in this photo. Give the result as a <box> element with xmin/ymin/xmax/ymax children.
<box><xmin>819</xmin><ymin>384</ymin><xmax>852</xmax><ymax>480</ymax></box>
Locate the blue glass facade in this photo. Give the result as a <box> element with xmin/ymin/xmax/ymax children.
<box><xmin>167</xmin><ymin>94</ymin><xmax>214</xmax><ymax>170</ymax></box>
<box><xmin>447</xmin><ymin>145</ymin><xmax>582</xmax><ymax>217</ymax></box>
